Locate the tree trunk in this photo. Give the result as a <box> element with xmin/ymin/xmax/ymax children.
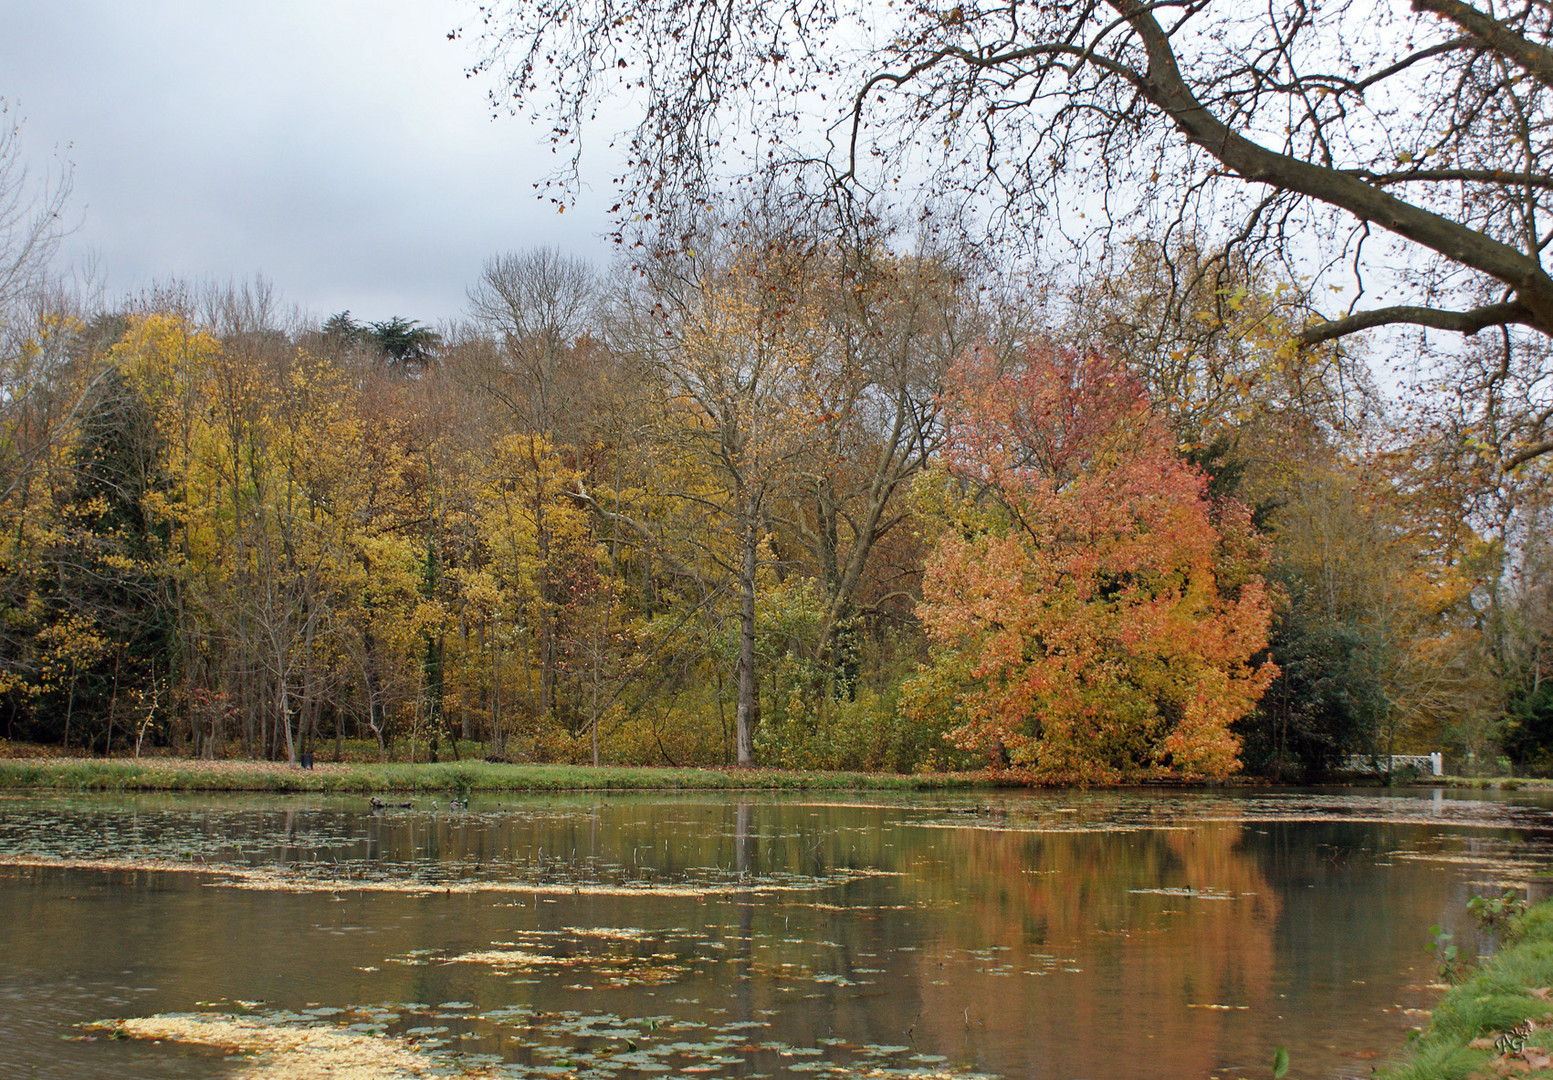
<box><xmin>489</xmin><ymin>626</ymin><xmax>504</xmax><ymax>755</ymax></box>
<box><xmin>279</xmin><ymin>677</ymin><xmax>296</xmax><ymax>765</ymax></box>
<box><xmin>106</xmin><ymin>649</ymin><xmax>122</xmax><ymax>756</ymax></box>
<box><xmin>63</xmin><ymin>663</ymin><xmax>76</xmax><ymax>754</ymax></box>
<box><xmin>533</xmin><ymin>441</ymin><xmax>556</xmax><ymax>723</ymax></box>
<box><xmin>735</xmin><ymin>514</ymin><xmax>760</xmax><ymax>767</ymax></box>
<box><xmin>590</xmin><ymin>693</ymin><xmax>600</xmax><ymax>767</ymax></box>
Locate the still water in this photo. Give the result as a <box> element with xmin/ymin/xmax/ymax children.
<box><xmin>3</xmin><ymin>788</ymin><xmax>1553</xmax><ymax>1080</ymax></box>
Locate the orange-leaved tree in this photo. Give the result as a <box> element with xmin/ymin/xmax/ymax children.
<box><xmin>907</xmin><ymin>344</ymin><xmax>1278</xmax><ymax>783</ymax></box>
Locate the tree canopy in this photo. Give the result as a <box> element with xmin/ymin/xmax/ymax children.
<box><xmin>907</xmin><ymin>344</ymin><xmax>1278</xmax><ymax>782</ymax></box>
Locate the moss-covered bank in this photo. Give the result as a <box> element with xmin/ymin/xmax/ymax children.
<box><xmin>1381</xmin><ymin>901</ymin><xmax>1553</xmax><ymax>1079</ymax></box>
<box><xmin>0</xmin><ymin>757</ymin><xmax>1002</xmax><ymax>793</ymax></box>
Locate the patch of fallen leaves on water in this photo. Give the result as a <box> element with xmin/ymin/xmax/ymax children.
<box><xmin>0</xmin><ymin>854</ymin><xmax>225</xmax><ymax>877</ymax></box>
<box><xmin>895</xmin><ymin>793</ymin><xmax>1553</xmax><ymax>841</ymax></box>
<box><xmin>1391</xmin><ymin>851</ymin><xmax>1549</xmax><ymax>881</ymax></box>
<box><xmin>445</xmin><ymin>948</ymin><xmax>566</xmax><ymax>968</ymax></box>
<box><xmin>563</xmin><ymin>926</ymin><xmax>653</xmax><ymax>941</ymax></box>
<box><xmin>910</xmin><ymin>819</ymin><xmax>1194</xmax><ymax>835</ymax></box>
<box><xmin>439</xmin><ymin>945</ymin><xmax>693</xmax><ymax>988</ymax></box>
<box><xmin>97</xmin><ymin>1003</ymin><xmax>1009</xmax><ymax>1080</ymax></box>
<box><xmin>85</xmin><ymin>1013</ymin><xmax>483</xmax><ymax>1080</ymax></box>
<box><xmin>385</xmin><ymin>925</ymin><xmax>713</xmax><ymax>991</ymax></box>
<box><xmin>0</xmin><ymin>853</ymin><xmax>892</xmax><ymax>898</ymax></box>
<box><xmin>469</xmin><ymin>1005</ymin><xmax>1000</xmax><ymax>1079</ymax></box>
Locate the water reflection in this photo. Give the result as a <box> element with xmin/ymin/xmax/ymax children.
<box><xmin>1</xmin><ymin>790</ymin><xmax>1551</xmax><ymax>1079</ymax></box>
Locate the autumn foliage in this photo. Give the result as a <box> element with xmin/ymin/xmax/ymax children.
<box><xmin>6</xmin><ymin>232</ymin><xmax>1542</xmax><ymax>779</ymax></box>
<box><xmin>909</xmin><ymin>345</ymin><xmax>1278</xmax><ymax>783</ymax></box>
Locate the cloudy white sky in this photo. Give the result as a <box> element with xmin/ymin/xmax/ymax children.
<box><xmin>3</xmin><ymin>1</ymin><xmax>618</xmax><ymax>326</ymax></box>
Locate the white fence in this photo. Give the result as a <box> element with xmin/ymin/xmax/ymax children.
<box><xmin>1344</xmin><ymin>752</ymin><xmax>1444</xmax><ymax>777</ymax></box>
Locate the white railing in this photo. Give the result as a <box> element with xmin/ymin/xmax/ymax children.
<box><xmin>1344</xmin><ymin>752</ymin><xmax>1444</xmax><ymax>777</ymax></box>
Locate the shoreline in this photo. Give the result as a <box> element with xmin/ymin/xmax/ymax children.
<box><xmin>1377</xmin><ymin>898</ymin><xmax>1553</xmax><ymax>1079</ymax></box>
<box><xmin>0</xmin><ymin>757</ymin><xmax>1007</xmax><ymax>793</ymax></box>
<box><xmin>2</xmin><ymin>755</ymin><xmax>1546</xmax><ymax>795</ymax></box>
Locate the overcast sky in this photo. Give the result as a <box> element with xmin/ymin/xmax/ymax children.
<box><xmin>2</xmin><ymin>1</ymin><xmax>618</xmax><ymax>327</ymax></box>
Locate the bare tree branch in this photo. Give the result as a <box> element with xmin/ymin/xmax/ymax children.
<box><xmin>1412</xmin><ymin>0</ymin><xmax>1553</xmax><ymax>89</ymax></box>
<box><xmin>1298</xmin><ymin>300</ymin><xmax>1535</xmax><ymax>344</ymax></box>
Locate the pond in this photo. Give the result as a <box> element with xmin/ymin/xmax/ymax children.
<box><xmin>4</xmin><ymin>787</ymin><xmax>1553</xmax><ymax>1080</ymax></box>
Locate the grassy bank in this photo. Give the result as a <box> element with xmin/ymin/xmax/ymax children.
<box><xmin>1416</xmin><ymin>776</ymin><xmax>1553</xmax><ymax>792</ymax></box>
<box><xmin>1380</xmin><ymin>900</ymin><xmax>1553</xmax><ymax>1079</ymax></box>
<box><xmin>0</xmin><ymin>757</ymin><xmax>1000</xmax><ymax>794</ymax></box>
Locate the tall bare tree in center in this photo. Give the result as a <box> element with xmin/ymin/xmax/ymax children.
<box><xmin>618</xmin><ymin>232</ymin><xmax>830</xmax><ymax>764</ymax></box>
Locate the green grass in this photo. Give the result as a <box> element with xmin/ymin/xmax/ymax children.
<box><xmin>0</xmin><ymin>757</ymin><xmax>1005</xmax><ymax>793</ymax></box>
<box><xmin>1377</xmin><ymin>899</ymin><xmax>1553</xmax><ymax>1079</ymax></box>
<box><xmin>1418</xmin><ymin>775</ymin><xmax>1553</xmax><ymax>791</ymax></box>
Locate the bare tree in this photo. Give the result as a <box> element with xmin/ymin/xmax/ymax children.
<box><xmin>0</xmin><ymin>105</ymin><xmax>82</xmax><ymax>522</ymax></box>
<box><xmin>601</xmin><ymin>223</ymin><xmax>833</xmax><ymax>764</ymax></box>
<box><xmin>0</xmin><ymin>101</ymin><xmax>70</xmax><ymax>314</ymax></box>
<box><xmin>467</xmin><ymin>247</ymin><xmax>598</xmax><ymax>436</ymax></box>
<box><xmin>773</xmin><ymin>239</ymin><xmax>985</xmax><ymax>693</ymax></box>
<box><xmin>465</xmin><ymin>249</ymin><xmax>602</xmax><ymax>729</ymax></box>
<box><xmin>1064</xmin><ymin>238</ymin><xmax>1380</xmax><ymax>447</ymax></box>
<box><xmin>468</xmin><ymin>0</ymin><xmax>1553</xmax><ymax>465</ymax></box>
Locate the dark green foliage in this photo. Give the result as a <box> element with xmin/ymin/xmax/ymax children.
<box><xmin>1502</xmin><ymin>683</ymin><xmax>1553</xmax><ymax>776</ymax></box>
<box><xmin>70</xmin><ymin>367</ymin><xmax>169</xmax><ymax>556</ymax></box>
<box><xmin>366</xmin><ymin>316</ymin><xmax>441</xmax><ymax>369</ymax></box>
<box><xmin>1468</xmin><ymin>888</ymin><xmax>1527</xmax><ymax>931</ymax></box>
<box><xmin>321</xmin><ymin>310</ymin><xmax>363</xmax><ymax>347</ymax></box>
<box><xmin>1182</xmin><ymin>434</ymin><xmax>1280</xmax><ymax>532</ymax></box>
<box><xmin>1178</xmin><ymin>437</ymin><xmax>1368</xmax><ymax>781</ymax></box>
<box><xmin>19</xmin><ymin>367</ymin><xmax>175</xmax><ymax>750</ymax></box>
<box><xmin>1234</xmin><ymin>579</ymin><xmax>1377</xmax><ymax>781</ymax></box>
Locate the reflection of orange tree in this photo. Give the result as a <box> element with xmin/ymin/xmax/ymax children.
<box><xmin>895</xmin><ymin>821</ymin><xmax>1279</xmax><ymax>1076</ymax></box>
